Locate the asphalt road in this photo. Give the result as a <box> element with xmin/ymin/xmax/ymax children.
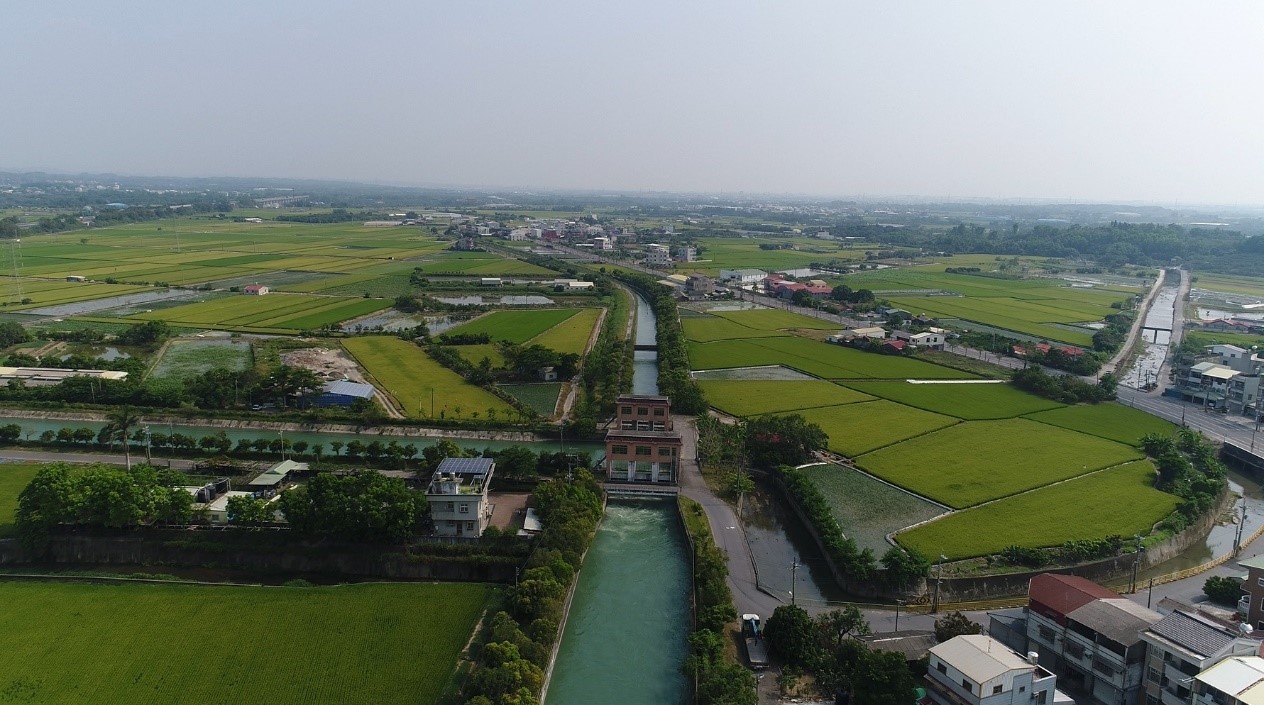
<box><xmin>0</xmin><ymin>448</ymin><xmax>197</xmax><ymax>468</ymax></box>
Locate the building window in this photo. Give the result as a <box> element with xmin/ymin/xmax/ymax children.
<box><xmin>936</xmin><ymin>662</ymin><xmax>947</xmax><ymax>674</ymax></box>
<box><xmin>637</xmin><ymin>407</ymin><xmax>648</xmax><ymax>416</ymax></box>
<box><xmin>992</xmin><ymin>685</ymin><xmax>1003</xmax><ymax>695</ymax></box>
<box><xmin>635</xmin><ymin>446</ymin><xmax>652</xmax><ymax>456</ymax></box>
<box><xmin>1038</xmin><ymin>625</ymin><xmax>1055</xmax><ymax>642</ymax></box>
<box><xmin>658</xmin><ymin>447</ymin><xmax>673</xmax><ymax>457</ymax></box>
<box><xmin>1035</xmin><ymin>691</ymin><xmax>1047</xmax><ymax>705</ymax></box>
<box><xmin>1065</xmin><ymin>642</ymin><xmax>1084</xmax><ymax>659</ymax></box>
<box><xmin>611</xmin><ymin>445</ymin><xmax>628</xmax><ymax>455</ymax></box>
<box><xmin>961</xmin><ymin>679</ymin><xmax>972</xmax><ymax>693</ymax></box>
<box><xmin>653</xmin><ymin>408</ymin><xmax>665</xmax><ymax>416</ymax></box>
<box><xmin>459</xmin><ymin>504</ymin><xmax>470</xmax><ymax>514</ymax></box>
<box><xmin>1258</xmin><ymin>576</ymin><xmax>1264</xmax><ymax>587</ymax></box>
<box><xmin>466</xmin><ymin>521</ymin><xmax>475</xmax><ymax>531</ymax></box>
<box><xmin>621</xmin><ymin>406</ymin><xmax>632</xmax><ymax>415</ymax></box>
<box><xmin>1148</xmin><ymin>667</ymin><xmax>1161</xmax><ymax>683</ymax></box>
<box><xmin>1092</xmin><ymin>657</ymin><xmax>1114</xmax><ymax>676</ymax></box>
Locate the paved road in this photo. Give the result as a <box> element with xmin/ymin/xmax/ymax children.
<box><xmin>0</xmin><ymin>448</ymin><xmax>197</xmax><ymax>469</ymax></box>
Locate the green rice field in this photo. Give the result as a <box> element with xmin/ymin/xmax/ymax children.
<box><xmin>342</xmin><ymin>336</ymin><xmax>514</xmax><ymax>419</ymax></box>
<box><xmin>856</xmin><ymin>418</ymin><xmax>1143</xmax><ymax>508</ymax></box>
<box><xmin>446</xmin><ymin>309</ymin><xmax>580</xmax><ymax>344</ymax></box>
<box><xmin>0</xmin><ymin>463</ymin><xmax>40</xmax><ymax>537</ymax></box>
<box><xmin>524</xmin><ymin>308</ymin><xmax>601</xmax><ymax>355</ymax></box>
<box><xmin>897</xmin><ymin>460</ymin><xmax>1177</xmax><ymax>559</ymax></box>
<box><xmin>790</xmin><ymin>401</ymin><xmax>960</xmax><ymax>457</ymax></box>
<box><xmin>1023</xmin><ymin>403</ymin><xmax>1176</xmax><ymax>447</ymax></box>
<box><xmin>840</xmin><ymin>381</ymin><xmax>1063</xmax><ymax>420</ymax></box>
<box><xmin>708</xmin><ymin>308</ymin><xmax>839</xmax><ymax>331</ymax></box>
<box><xmin>0</xmin><ymin>580</ymin><xmax>494</xmax><ymax>704</ymax></box>
<box><xmin>697</xmin><ymin>379</ymin><xmax>872</xmax><ymax>416</ymax></box>
<box><xmin>688</xmin><ymin>336</ymin><xmax>977</xmax><ymax>380</ymax></box>
<box><xmin>681</xmin><ymin>316</ymin><xmax>790</xmax><ymax>343</ymax></box>
<box><xmin>133</xmin><ymin>293</ymin><xmax>390</xmax><ymax>333</ymax></box>
<box><xmin>453</xmin><ymin>343</ymin><xmax>506</xmax><ymax>368</ymax></box>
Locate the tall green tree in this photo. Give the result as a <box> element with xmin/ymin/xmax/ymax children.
<box><xmin>104</xmin><ymin>406</ymin><xmax>143</xmax><ymax>469</ymax></box>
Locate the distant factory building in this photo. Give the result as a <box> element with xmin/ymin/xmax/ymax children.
<box><xmin>0</xmin><ymin>367</ymin><xmax>128</xmax><ymax>387</ymax></box>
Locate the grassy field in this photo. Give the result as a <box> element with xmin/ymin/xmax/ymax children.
<box><xmin>0</xmin><ymin>463</ymin><xmax>40</xmax><ymax>537</ymax></box>
<box><xmin>452</xmin><ymin>343</ymin><xmax>506</xmax><ymax>368</ymax></box>
<box><xmin>708</xmin><ymin>308</ymin><xmax>839</xmax><ymax>331</ymax></box>
<box><xmin>681</xmin><ymin>316</ymin><xmax>790</xmax><ymax>343</ymax></box>
<box><xmin>499</xmin><ymin>382</ymin><xmax>562</xmax><ymax>416</ymax></box>
<box><xmin>791</xmin><ymin>401</ymin><xmax>960</xmax><ymax>456</ymax></box>
<box><xmin>678</xmin><ymin>237</ymin><xmax>866</xmax><ymax>276</ymax></box>
<box><xmin>149</xmin><ymin>339</ymin><xmax>253</xmax><ymax>380</ymax></box>
<box><xmin>0</xmin><ymin>580</ymin><xmax>493</xmax><ymax>704</ymax></box>
<box><xmin>697</xmin><ymin>379</ymin><xmax>872</xmax><ymax>416</ymax></box>
<box><xmin>856</xmin><ymin>418</ymin><xmax>1143</xmax><ymax>508</ymax></box>
<box><xmin>1023</xmin><ymin>403</ymin><xmax>1176</xmax><ymax>447</ymax></box>
<box><xmin>134</xmin><ymin>293</ymin><xmax>390</xmax><ymax>333</ymax></box>
<box><xmin>1192</xmin><ymin>272</ymin><xmax>1264</xmax><ymax>298</ymax></box>
<box><xmin>1184</xmin><ymin>330</ymin><xmax>1264</xmax><ymax>350</ymax></box>
<box><xmin>798</xmin><ymin>464</ymin><xmax>946</xmax><ymax>554</ymax></box>
<box><xmin>897</xmin><ymin>460</ymin><xmax>1178</xmax><ymax>559</ymax></box>
<box><xmin>688</xmin><ymin>337</ymin><xmax>977</xmax><ymax>380</ymax></box>
<box><xmin>525</xmin><ymin>308</ymin><xmax>601</xmax><ymax>355</ymax></box>
<box><xmin>342</xmin><ymin>336</ymin><xmax>514</xmax><ymax>419</ymax></box>
<box><xmin>839</xmin><ymin>381</ymin><xmax>1063</xmax><ymax>420</ymax></box>
<box><xmin>446</xmin><ymin>309</ymin><xmax>580</xmax><ymax>344</ymax></box>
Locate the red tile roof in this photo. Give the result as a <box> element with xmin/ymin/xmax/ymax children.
<box><xmin>1028</xmin><ymin>573</ymin><xmax>1118</xmax><ymax>624</ymax></box>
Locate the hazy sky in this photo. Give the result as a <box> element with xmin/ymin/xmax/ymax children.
<box><xmin>5</xmin><ymin>1</ymin><xmax>1264</xmax><ymax>203</ymax></box>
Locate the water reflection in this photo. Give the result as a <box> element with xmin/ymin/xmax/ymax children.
<box><xmin>742</xmin><ymin>477</ymin><xmax>846</xmax><ymax>604</ymax></box>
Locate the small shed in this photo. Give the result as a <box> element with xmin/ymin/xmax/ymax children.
<box><xmin>66</xmin><ymin>275</ymin><xmax>86</xmax><ymax>282</ymax></box>
<box><xmin>538</xmin><ymin>366</ymin><xmax>558</xmax><ymax>381</ymax></box>
<box><xmin>480</xmin><ymin>277</ymin><xmax>502</xmax><ymax>286</ymax></box>
<box><xmin>244</xmin><ymin>284</ymin><xmax>270</xmax><ymax>295</ymax></box>
<box><xmin>247</xmin><ymin>459</ymin><xmax>307</xmax><ymax>489</ymax></box>
<box><xmin>310</xmin><ymin>380</ymin><xmax>375</xmax><ymax>407</ymax></box>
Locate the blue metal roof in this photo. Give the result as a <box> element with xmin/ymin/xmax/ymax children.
<box><xmin>322</xmin><ymin>380</ymin><xmax>374</xmax><ymax>398</ymax></box>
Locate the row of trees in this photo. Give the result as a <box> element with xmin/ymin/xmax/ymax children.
<box><xmin>462</xmin><ymin>471</ymin><xmax>605</xmax><ymax>705</ymax></box>
<box><xmin>764</xmin><ymin>605</ymin><xmax>914</xmax><ymax>703</ymax></box>
<box><xmin>1011</xmin><ymin>366</ymin><xmax>1117</xmax><ymax>404</ymax></box>
<box><xmin>15</xmin><ymin>463</ymin><xmax>194</xmax><ymax>545</ymax></box>
<box><xmin>1142</xmin><ymin>428</ymin><xmax>1227</xmax><ymax>534</ymax></box>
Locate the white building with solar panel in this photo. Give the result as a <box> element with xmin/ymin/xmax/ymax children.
<box><xmin>427</xmin><ymin>457</ymin><xmax>495</xmax><ymax>537</ymax></box>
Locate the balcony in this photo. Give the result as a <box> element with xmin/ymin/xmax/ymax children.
<box><xmin>1241</xmin><ymin>594</ymin><xmax>1251</xmax><ymax>613</ymax></box>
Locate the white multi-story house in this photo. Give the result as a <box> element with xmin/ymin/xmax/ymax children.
<box><xmin>645</xmin><ymin>244</ymin><xmax>672</xmax><ymax>267</ymax></box>
<box><xmin>719</xmin><ymin>269</ymin><xmax>768</xmax><ymax>285</ymax></box>
<box><xmin>926</xmin><ymin>634</ymin><xmax>1060</xmax><ymax>705</ymax></box>
<box><xmin>1194</xmin><ymin>656</ymin><xmax>1264</xmax><ymax>705</ymax></box>
<box><xmin>1142</xmin><ymin>610</ymin><xmax>1262</xmax><ymax>705</ymax></box>
<box><xmin>675</xmin><ymin>245</ymin><xmax>696</xmax><ymax>262</ymax></box>
<box><xmin>426</xmin><ymin>457</ymin><xmax>495</xmax><ymax>537</ymax></box>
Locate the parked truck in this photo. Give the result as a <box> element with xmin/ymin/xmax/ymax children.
<box><xmin>741</xmin><ymin>613</ymin><xmax>769</xmax><ymax>670</ymax></box>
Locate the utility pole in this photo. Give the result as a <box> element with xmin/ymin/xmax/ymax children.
<box><xmin>790</xmin><ymin>559</ymin><xmax>799</xmax><ymax>606</ymax></box>
<box><xmin>932</xmin><ymin>555</ymin><xmax>947</xmax><ymax>613</ymax></box>
<box><xmin>1234</xmin><ymin>497</ymin><xmax>1247</xmax><ymax>558</ymax></box>
<box><xmin>894</xmin><ymin>600</ymin><xmax>903</xmax><ymax>633</ymax></box>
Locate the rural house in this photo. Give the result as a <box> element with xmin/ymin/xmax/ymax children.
<box><xmin>925</xmin><ymin>634</ymin><xmax>1061</xmax><ymax>705</ymax></box>
<box><xmin>243</xmin><ymin>284</ymin><xmax>269</xmax><ymax>295</ymax></box>
<box><xmin>427</xmin><ymin>457</ymin><xmax>495</xmax><ymax>537</ymax></box>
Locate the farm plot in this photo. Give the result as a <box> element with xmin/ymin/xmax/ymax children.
<box><xmin>790</xmin><ymin>401</ymin><xmax>960</xmax><ymax>457</ymax></box>
<box><xmin>708</xmin><ymin>308</ymin><xmax>839</xmax><ymax>331</ymax></box>
<box><xmin>682</xmin><ymin>316</ymin><xmax>790</xmax><ymax>343</ymax></box>
<box><xmin>798</xmin><ymin>464</ymin><xmax>947</xmax><ymax>555</ymax></box>
<box><xmin>886</xmin><ymin>297</ymin><xmax>1095</xmax><ymax>346</ymax></box>
<box><xmin>446</xmin><ymin>309</ymin><xmax>580</xmax><ymax>344</ymax></box>
<box><xmin>698</xmin><ymin>379</ymin><xmax>872</xmax><ymax>417</ymax></box>
<box><xmin>897</xmin><ymin>460</ymin><xmax>1177</xmax><ymax>560</ymax></box>
<box><xmin>856</xmin><ymin>418</ymin><xmax>1143</xmax><ymax>508</ymax></box>
<box><xmin>687</xmin><ymin>337</ymin><xmax>976</xmax><ymax>380</ymax></box>
<box><xmin>1023</xmin><ymin>403</ymin><xmax>1176</xmax><ymax>447</ymax></box>
<box><xmin>453</xmin><ymin>343</ymin><xmax>506</xmax><ymax>368</ymax></box>
<box><xmin>525</xmin><ymin>308</ymin><xmax>602</xmax><ymax>355</ymax></box>
<box><xmin>0</xmin><ymin>463</ymin><xmax>40</xmax><ymax>537</ymax></box>
<box><xmin>149</xmin><ymin>339</ymin><xmax>253</xmax><ymax>380</ymax></box>
<box><xmin>343</xmin><ymin>336</ymin><xmax>514</xmax><ymax>419</ymax></box>
<box><xmin>0</xmin><ymin>580</ymin><xmax>493</xmax><ymax>705</ymax></box>
<box><xmin>839</xmin><ymin>381</ymin><xmax>1063</xmax><ymax>420</ymax></box>
<box><xmin>133</xmin><ymin>293</ymin><xmax>389</xmax><ymax>332</ymax></box>
<box><xmin>499</xmin><ymin>383</ymin><xmax>562</xmax><ymax>416</ymax></box>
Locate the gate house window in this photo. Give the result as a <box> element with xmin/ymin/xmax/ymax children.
<box><xmin>635</xmin><ymin>446</ymin><xmax>652</xmax><ymax>456</ymax></box>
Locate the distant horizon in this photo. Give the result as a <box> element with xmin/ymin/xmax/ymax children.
<box><xmin>6</xmin><ymin>165</ymin><xmax>1264</xmax><ymax>214</ymax></box>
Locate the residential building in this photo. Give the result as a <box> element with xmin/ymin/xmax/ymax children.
<box><xmin>427</xmin><ymin>457</ymin><xmax>495</xmax><ymax>537</ymax></box>
<box><xmin>605</xmin><ymin>395</ymin><xmax>681</xmax><ymax>484</ymax></box>
<box><xmin>243</xmin><ymin>283</ymin><xmax>269</xmax><ymax>295</ymax></box>
<box><xmin>719</xmin><ymin>268</ymin><xmax>767</xmax><ymax>284</ymax></box>
<box><xmin>1194</xmin><ymin>656</ymin><xmax>1264</xmax><ymax>705</ymax></box>
<box><xmin>1142</xmin><ymin>609</ymin><xmax>1261</xmax><ymax>705</ymax></box>
<box><xmin>893</xmin><ymin>330</ymin><xmax>946</xmax><ymax>350</ymax></box>
<box><xmin>1173</xmin><ymin>346</ymin><xmax>1264</xmax><ymax>414</ymax></box>
<box><xmin>593</xmin><ymin>236</ymin><xmax>613</xmax><ymax>250</ymax></box>
<box><xmin>645</xmin><ymin>243</ymin><xmax>672</xmax><ymax>267</ymax></box>
<box><xmin>686</xmin><ymin>273</ymin><xmax>715</xmax><ymax>297</ymax></box>
<box><xmin>925</xmin><ymin>634</ymin><xmax>1059</xmax><ymax>705</ymax></box>
<box><xmin>452</xmin><ymin>236</ymin><xmax>479</xmax><ymax>251</ymax></box>
<box><xmin>774</xmin><ymin>281</ymin><xmax>832</xmax><ymax>299</ymax></box>
<box><xmin>826</xmin><ymin>326</ymin><xmax>887</xmax><ymax>344</ymax></box>
<box><xmin>676</xmin><ymin>245</ymin><xmax>696</xmax><ymax>262</ymax></box>
<box><xmin>1026</xmin><ymin>574</ymin><xmax>1161</xmax><ymax>705</ymax></box>
<box><xmin>1238</xmin><ymin>556</ymin><xmax>1264</xmax><ymax>629</ymax></box>
<box><xmin>506</xmin><ymin>228</ymin><xmax>530</xmax><ymax>241</ymax></box>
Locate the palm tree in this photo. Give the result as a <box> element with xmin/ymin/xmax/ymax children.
<box><xmin>105</xmin><ymin>407</ymin><xmax>143</xmax><ymax>470</ymax></box>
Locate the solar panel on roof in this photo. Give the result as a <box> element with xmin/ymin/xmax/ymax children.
<box><xmin>436</xmin><ymin>457</ymin><xmax>494</xmax><ymax>476</ymax></box>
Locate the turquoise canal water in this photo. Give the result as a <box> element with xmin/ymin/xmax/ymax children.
<box><xmin>545</xmin><ymin>501</ymin><xmax>690</xmax><ymax>705</ymax></box>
